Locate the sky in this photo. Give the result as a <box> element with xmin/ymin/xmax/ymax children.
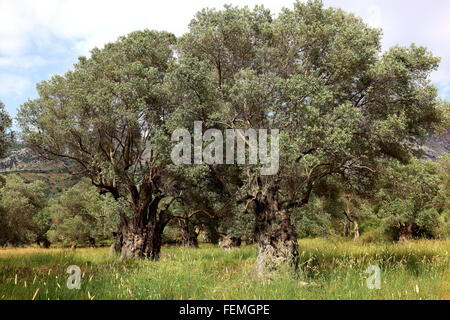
<box><xmin>1</xmin><ymin>0</ymin><xmax>449</xmax><ymax>124</ymax></box>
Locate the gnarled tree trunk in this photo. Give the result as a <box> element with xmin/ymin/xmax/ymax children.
<box><xmin>42</xmin><ymin>238</ymin><xmax>51</xmax><ymax>249</ymax></box>
<box><xmin>245</xmin><ymin>236</ymin><xmax>255</xmax><ymax>245</ymax></box>
<box><xmin>119</xmin><ymin>193</ymin><xmax>168</xmax><ymax>261</ymax></box>
<box><xmin>253</xmin><ymin>182</ymin><xmax>299</xmax><ymax>276</ymax></box>
<box><xmin>37</xmin><ymin>237</ymin><xmax>51</xmax><ymax>249</ymax></box>
<box><xmin>343</xmin><ymin>222</ymin><xmax>350</xmax><ymax>237</ymax></box>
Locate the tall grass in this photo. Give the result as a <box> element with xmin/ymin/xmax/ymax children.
<box><xmin>0</xmin><ymin>239</ymin><xmax>448</xmax><ymax>300</ymax></box>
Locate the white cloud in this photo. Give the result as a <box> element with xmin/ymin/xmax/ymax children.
<box><xmin>323</xmin><ymin>0</ymin><xmax>450</xmax><ymax>99</ymax></box>
<box><xmin>0</xmin><ymin>0</ymin><xmax>290</xmax><ymax>57</ymax></box>
<box><xmin>0</xmin><ymin>56</ymin><xmax>46</xmax><ymax>69</ymax></box>
<box><xmin>366</xmin><ymin>5</ymin><xmax>382</xmax><ymax>29</ymax></box>
<box><xmin>0</xmin><ymin>0</ymin><xmax>449</xmax><ymax>100</ymax></box>
<box><xmin>0</xmin><ymin>73</ymin><xmax>32</xmax><ymax>96</ymax></box>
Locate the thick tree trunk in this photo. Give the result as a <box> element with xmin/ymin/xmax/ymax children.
<box><xmin>119</xmin><ymin>195</ymin><xmax>166</xmax><ymax>261</ymax></box>
<box><xmin>253</xmin><ymin>184</ymin><xmax>299</xmax><ymax>276</ymax></box>
<box><xmin>398</xmin><ymin>224</ymin><xmax>413</xmax><ymax>242</ymax></box>
<box><xmin>36</xmin><ymin>237</ymin><xmax>51</xmax><ymax>248</ymax></box>
<box><xmin>109</xmin><ymin>230</ymin><xmax>123</xmax><ymax>256</ymax></box>
<box><xmin>120</xmin><ymin>226</ymin><xmax>148</xmax><ymax>260</ymax></box>
<box><xmin>120</xmin><ymin>224</ymin><xmax>163</xmax><ymax>261</ymax></box>
<box><xmin>42</xmin><ymin>238</ymin><xmax>51</xmax><ymax>248</ymax></box>
<box><xmin>178</xmin><ymin>219</ymin><xmax>199</xmax><ymax>248</ymax></box>
<box><xmin>88</xmin><ymin>237</ymin><xmax>97</xmax><ymax>248</ymax></box>
<box><xmin>204</xmin><ymin>218</ymin><xmax>220</xmax><ymax>244</ymax></box>
<box><xmin>343</xmin><ymin>222</ymin><xmax>350</xmax><ymax>237</ymax></box>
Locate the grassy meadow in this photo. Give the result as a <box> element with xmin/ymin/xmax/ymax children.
<box><xmin>0</xmin><ymin>239</ymin><xmax>448</xmax><ymax>300</ymax></box>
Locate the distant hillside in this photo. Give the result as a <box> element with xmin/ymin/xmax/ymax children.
<box><xmin>1</xmin><ymin>171</ymin><xmax>82</xmax><ymax>195</ymax></box>
<box><xmin>0</xmin><ymin>144</ymin><xmax>81</xmax><ymax>194</ymax></box>
<box><xmin>421</xmin><ymin>133</ymin><xmax>450</xmax><ymax>161</ymax></box>
<box><xmin>0</xmin><ymin>144</ymin><xmax>68</xmax><ymax>172</ymax></box>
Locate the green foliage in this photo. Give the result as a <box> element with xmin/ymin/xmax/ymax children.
<box><xmin>175</xmin><ymin>0</ymin><xmax>445</xmax><ymax>225</ymax></box>
<box><xmin>294</xmin><ymin>197</ymin><xmax>332</xmax><ymax>238</ymax></box>
<box><xmin>46</xmin><ymin>179</ymin><xmax>121</xmax><ymax>246</ymax></box>
<box><xmin>17</xmin><ymin>29</ymin><xmax>177</xmax><ymax>204</ymax></box>
<box><xmin>32</xmin><ymin>206</ymin><xmax>52</xmax><ymax>246</ymax></box>
<box><xmin>434</xmin><ymin>155</ymin><xmax>450</xmax><ymax>239</ymax></box>
<box><xmin>219</xmin><ymin>209</ymin><xmax>254</xmax><ymax>241</ymax></box>
<box><xmin>374</xmin><ymin>159</ymin><xmax>444</xmax><ymax>240</ymax></box>
<box><xmin>0</xmin><ymin>175</ymin><xmax>47</xmax><ymax>246</ymax></box>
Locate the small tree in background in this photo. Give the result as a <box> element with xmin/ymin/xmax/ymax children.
<box><xmin>374</xmin><ymin>159</ymin><xmax>443</xmax><ymax>241</ymax></box>
<box><xmin>294</xmin><ymin>196</ymin><xmax>333</xmax><ymax>239</ymax></box>
<box><xmin>47</xmin><ymin>179</ymin><xmax>121</xmax><ymax>248</ymax></box>
<box><xmin>0</xmin><ymin>175</ymin><xmax>47</xmax><ymax>246</ymax></box>
<box><xmin>32</xmin><ymin>208</ymin><xmax>52</xmax><ymax>248</ymax></box>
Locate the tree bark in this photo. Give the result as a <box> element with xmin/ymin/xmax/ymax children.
<box><xmin>36</xmin><ymin>237</ymin><xmax>51</xmax><ymax>248</ymax></box>
<box><xmin>42</xmin><ymin>238</ymin><xmax>51</xmax><ymax>249</ymax></box>
<box><xmin>343</xmin><ymin>222</ymin><xmax>350</xmax><ymax>237</ymax></box>
<box><xmin>253</xmin><ymin>182</ymin><xmax>299</xmax><ymax>276</ymax></box>
<box><xmin>109</xmin><ymin>230</ymin><xmax>123</xmax><ymax>256</ymax></box>
<box><xmin>88</xmin><ymin>237</ymin><xmax>97</xmax><ymax>248</ymax></box>
<box><xmin>178</xmin><ymin>219</ymin><xmax>199</xmax><ymax>248</ymax></box>
<box><xmin>203</xmin><ymin>218</ymin><xmax>220</xmax><ymax>244</ymax></box>
<box><xmin>245</xmin><ymin>236</ymin><xmax>255</xmax><ymax>245</ymax></box>
<box><xmin>353</xmin><ymin>220</ymin><xmax>360</xmax><ymax>239</ymax></box>
<box><xmin>398</xmin><ymin>224</ymin><xmax>413</xmax><ymax>242</ymax></box>
<box><xmin>120</xmin><ymin>222</ymin><xmax>162</xmax><ymax>261</ymax></box>
<box><xmin>119</xmin><ymin>194</ymin><xmax>168</xmax><ymax>261</ymax></box>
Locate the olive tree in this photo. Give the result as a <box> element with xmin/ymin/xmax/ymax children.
<box><xmin>18</xmin><ymin>30</ymin><xmax>177</xmax><ymax>260</ymax></box>
<box><xmin>177</xmin><ymin>1</ymin><xmax>443</xmax><ymax>273</ymax></box>
<box><xmin>375</xmin><ymin>159</ymin><xmax>443</xmax><ymax>241</ymax></box>
<box><xmin>0</xmin><ymin>175</ymin><xmax>47</xmax><ymax>246</ymax></box>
